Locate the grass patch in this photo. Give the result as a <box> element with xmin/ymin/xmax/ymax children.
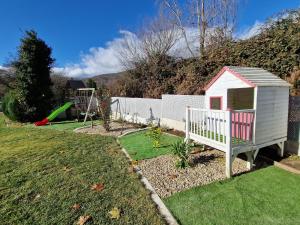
<box><xmin>119</xmin><ymin>130</ymin><xmax>182</xmax><ymax>160</ymax></box>
<box><xmin>0</xmin><ymin>124</ymin><xmax>164</xmax><ymax>224</ymax></box>
<box><xmin>0</xmin><ymin>113</ymin><xmax>96</xmax><ymax>132</ymax></box>
<box><xmin>164</xmin><ymin>166</ymin><xmax>300</xmax><ymax>225</ymax></box>
<box><xmin>0</xmin><ymin>113</ymin><xmax>5</xmax><ymax>127</ymax></box>
<box><xmin>25</xmin><ymin>120</ymin><xmax>97</xmax><ymax>132</ymax></box>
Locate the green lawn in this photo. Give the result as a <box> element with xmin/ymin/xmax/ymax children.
<box><xmin>164</xmin><ymin>166</ymin><xmax>300</xmax><ymax>225</ymax></box>
<box><xmin>25</xmin><ymin>120</ymin><xmax>96</xmax><ymax>131</ymax></box>
<box><xmin>0</xmin><ymin>116</ymin><xmax>164</xmax><ymax>225</ymax></box>
<box><xmin>119</xmin><ymin>130</ymin><xmax>182</xmax><ymax>160</ymax></box>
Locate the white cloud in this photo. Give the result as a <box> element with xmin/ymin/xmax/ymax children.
<box><xmin>57</xmin><ymin>25</ymin><xmax>257</xmax><ymax>78</ymax></box>
<box><xmin>235</xmin><ymin>20</ymin><xmax>264</xmax><ymax>40</ymax></box>
<box><xmin>54</xmin><ymin>31</ymin><xmax>137</xmax><ymax>78</ymax></box>
<box><xmin>0</xmin><ymin>65</ymin><xmax>8</xmax><ymax>71</ymax></box>
<box><xmin>54</xmin><ymin>28</ymin><xmax>200</xmax><ymax>78</ymax></box>
<box><xmin>55</xmin><ymin>45</ymin><xmax>123</xmax><ymax>78</ymax></box>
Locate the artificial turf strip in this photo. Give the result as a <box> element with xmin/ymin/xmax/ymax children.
<box><xmin>119</xmin><ymin>130</ymin><xmax>182</xmax><ymax>160</ymax></box>
<box><xmin>0</xmin><ymin>126</ymin><xmax>165</xmax><ymax>225</ymax></box>
<box><xmin>164</xmin><ymin>166</ymin><xmax>300</xmax><ymax>225</ymax></box>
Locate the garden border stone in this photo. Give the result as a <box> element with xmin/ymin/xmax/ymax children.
<box><xmin>73</xmin><ymin>124</ymin><xmax>94</xmax><ymax>132</ymax></box>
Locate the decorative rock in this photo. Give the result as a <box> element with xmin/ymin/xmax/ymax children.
<box><xmin>139</xmin><ymin>149</ymin><xmax>248</xmax><ymax>198</ymax></box>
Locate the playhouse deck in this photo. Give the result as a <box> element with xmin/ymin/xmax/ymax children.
<box><xmin>185</xmin><ymin>107</ymin><xmax>257</xmax><ymax>177</ymax></box>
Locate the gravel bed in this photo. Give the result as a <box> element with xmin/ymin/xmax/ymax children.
<box><xmin>139</xmin><ymin>149</ymin><xmax>248</xmax><ymax>198</ymax></box>
<box><xmin>74</xmin><ymin>122</ymin><xmax>139</xmax><ymax>136</ymax></box>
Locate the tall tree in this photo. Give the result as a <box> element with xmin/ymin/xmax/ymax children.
<box><xmin>14</xmin><ymin>30</ymin><xmax>54</xmax><ymax>121</ymax></box>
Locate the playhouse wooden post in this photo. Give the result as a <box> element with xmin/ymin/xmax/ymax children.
<box><xmin>185</xmin><ymin>106</ymin><xmax>191</xmax><ymax>142</ymax></box>
<box><xmin>226</xmin><ymin>110</ymin><xmax>233</xmax><ymax>178</ymax></box>
<box><xmin>278</xmin><ymin>141</ymin><xmax>285</xmax><ymax>157</ymax></box>
<box><xmin>245</xmin><ymin>151</ymin><xmax>254</xmax><ymax>170</ymax></box>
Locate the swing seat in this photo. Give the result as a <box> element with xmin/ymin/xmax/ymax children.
<box><xmin>80</xmin><ymin>112</ymin><xmax>96</xmax><ymax>117</ymax></box>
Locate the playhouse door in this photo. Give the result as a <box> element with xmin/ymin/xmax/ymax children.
<box><xmin>227</xmin><ymin>88</ymin><xmax>255</xmax><ymax>142</ymax></box>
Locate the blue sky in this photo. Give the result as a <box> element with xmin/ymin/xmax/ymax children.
<box><xmin>0</xmin><ymin>0</ymin><xmax>299</xmax><ymax>77</ymax></box>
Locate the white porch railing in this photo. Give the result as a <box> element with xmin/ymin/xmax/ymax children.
<box><xmin>185</xmin><ymin>107</ymin><xmax>255</xmax><ymax>151</ymax></box>
<box><xmin>185</xmin><ymin>107</ymin><xmax>255</xmax><ymax>178</ymax></box>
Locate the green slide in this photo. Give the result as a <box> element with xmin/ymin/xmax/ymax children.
<box><xmin>34</xmin><ymin>102</ymin><xmax>73</xmax><ymax>126</ymax></box>
<box><xmin>47</xmin><ymin>102</ymin><xmax>73</xmax><ymax>121</ymax></box>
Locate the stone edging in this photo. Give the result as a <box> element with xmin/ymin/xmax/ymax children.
<box><xmin>259</xmin><ymin>155</ymin><xmax>300</xmax><ymax>175</ymax></box>
<box><xmin>274</xmin><ymin>161</ymin><xmax>300</xmax><ymax>175</ymax></box>
<box><xmin>117</xmin><ymin>127</ymin><xmax>149</xmax><ymax>138</ymax></box>
<box><xmin>116</xmin><ymin>134</ymin><xmax>179</xmax><ymax>225</ymax></box>
<box><xmin>73</xmin><ymin>124</ymin><xmax>94</xmax><ymax>132</ymax></box>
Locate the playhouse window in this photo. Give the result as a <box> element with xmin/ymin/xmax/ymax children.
<box><xmin>227</xmin><ymin>88</ymin><xmax>254</xmax><ymax>110</ymax></box>
<box><xmin>210</xmin><ymin>97</ymin><xmax>222</xmax><ymax>110</ymax></box>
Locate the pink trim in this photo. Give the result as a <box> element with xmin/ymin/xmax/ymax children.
<box><xmin>204</xmin><ymin>66</ymin><xmax>256</xmax><ymax>91</ymax></box>
<box><xmin>210</xmin><ymin>96</ymin><xmax>223</xmax><ymax>110</ymax></box>
<box><xmin>231</xmin><ymin>111</ymin><xmax>254</xmax><ymax>141</ymax></box>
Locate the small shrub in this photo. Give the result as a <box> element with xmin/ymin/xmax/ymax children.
<box><xmin>146</xmin><ymin>125</ymin><xmax>162</xmax><ymax>149</ymax></box>
<box><xmin>97</xmin><ymin>87</ymin><xmax>111</xmax><ymax>131</ymax></box>
<box><xmin>172</xmin><ymin>140</ymin><xmax>192</xmax><ymax>169</ymax></box>
<box><xmin>2</xmin><ymin>91</ymin><xmax>23</xmax><ymax>121</ymax></box>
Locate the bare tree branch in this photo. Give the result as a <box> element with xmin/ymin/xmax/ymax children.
<box><xmin>117</xmin><ymin>11</ymin><xmax>180</xmax><ymax>69</ymax></box>
<box><xmin>162</xmin><ymin>0</ymin><xmax>238</xmax><ymax>58</ymax></box>
<box><xmin>162</xmin><ymin>0</ymin><xmax>196</xmax><ymax>57</ymax></box>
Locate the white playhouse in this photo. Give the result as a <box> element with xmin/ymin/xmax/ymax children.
<box><xmin>185</xmin><ymin>66</ymin><xmax>291</xmax><ymax>177</ymax></box>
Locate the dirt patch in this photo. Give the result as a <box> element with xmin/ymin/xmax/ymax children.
<box><xmin>138</xmin><ymin>149</ymin><xmax>249</xmax><ymax>198</ymax></box>
<box><xmin>74</xmin><ymin>122</ymin><xmax>140</xmax><ymax>136</ymax></box>
<box><xmin>164</xmin><ymin>129</ymin><xmax>185</xmax><ymax>137</ymax></box>
<box><xmin>278</xmin><ymin>156</ymin><xmax>300</xmax><ymax>173</ymax></box>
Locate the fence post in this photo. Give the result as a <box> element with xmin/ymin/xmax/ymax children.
<box><xmin>185</xmin><ymin>106</ymin><xmax>191</xmax><ymax>142</ymax></box>
<box><xmin>226</xmin><ymin>110</ymin><xmax>232</xmax><ymax>178</ymax></box>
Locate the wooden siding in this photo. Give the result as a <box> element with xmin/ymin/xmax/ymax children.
<box><xmin>205</xmin><ymin>71</ymin><xmax>251</xmax><ymax>110</ymax></box>
<box><xmin>255</xmin><ymin>86</ymin><xmax>289</xmax><ymax>145</ymax></box>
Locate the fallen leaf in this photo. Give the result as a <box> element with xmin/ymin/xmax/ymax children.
<box><xmin>168</xmin><ymin>174</ymin><xmax>178</xmax><ymax>179</ymax></box>
<box><xmin>109</xmin><ymin>207</ymin><xmax>120</xmax><ymax>219</ymax></box>
<box><xmin>131</xmin><ymin>160</ymin><xmax>138</xmax><ymax>167</ymax></box>
<box><xmin>91</xmin><ymin>183</ymin><xmax>105</xmax><ymax>192</ymax></box>
<box><xmin>34</xmin><ymin>194</ymin><xmax>41</xmax><ymax>200</ymax></box>
<box><xmin>72</xmin><ymin>203</ymin><xmax>81</xmax><ymax>210</ymax></box>
<box><xmin>77</xmin><ymin>215</ymin><xmax>91</xmax><ymax>225</ymax></box>
<box><xmin>63</xmin><ymin>166</ymin><xmax>72</xmax><ymax>172</ymax></box>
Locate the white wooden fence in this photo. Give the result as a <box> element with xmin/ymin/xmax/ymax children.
<box><xmin>111</xmin><ymin>95</ymin><xmax>205</xmax><ymax>130</ymax></box>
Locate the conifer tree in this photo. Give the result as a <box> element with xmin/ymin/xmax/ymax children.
<box><xmin>14</xmin><ymin>30</ymin><xmax>54</xmax><ymax>121</ymax></box>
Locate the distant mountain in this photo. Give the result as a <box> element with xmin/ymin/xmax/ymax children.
<box><xmin>84</xmin><ymin>71</ymin><xmax>126</xmax><ymax>87</ymax></box>
<box><xmin>0</xmin><ymin>69</ymin><xmax>9</xmax><ymax>76</ymax></box>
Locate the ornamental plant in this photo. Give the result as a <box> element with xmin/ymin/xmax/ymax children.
<box><xmin>172</xmin><ymin>140</ymin><xmax>192</xmax><ymax>169</ymax></box>
<box><xmin>146</xmin><ymin>125</ymin><xmax>162</xmax><ymax>149</ymax></box>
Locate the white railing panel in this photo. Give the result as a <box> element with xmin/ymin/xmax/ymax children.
<box><xmin>186</xmin><ymin>107</ymin><xmax>255</xmax><ymax>151</ymax></box>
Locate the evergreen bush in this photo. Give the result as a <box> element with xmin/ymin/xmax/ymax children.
<box><xmin>2</xmin><ymin>91</ymin><xmax>23</xmax><ymax>121</ymax></box>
